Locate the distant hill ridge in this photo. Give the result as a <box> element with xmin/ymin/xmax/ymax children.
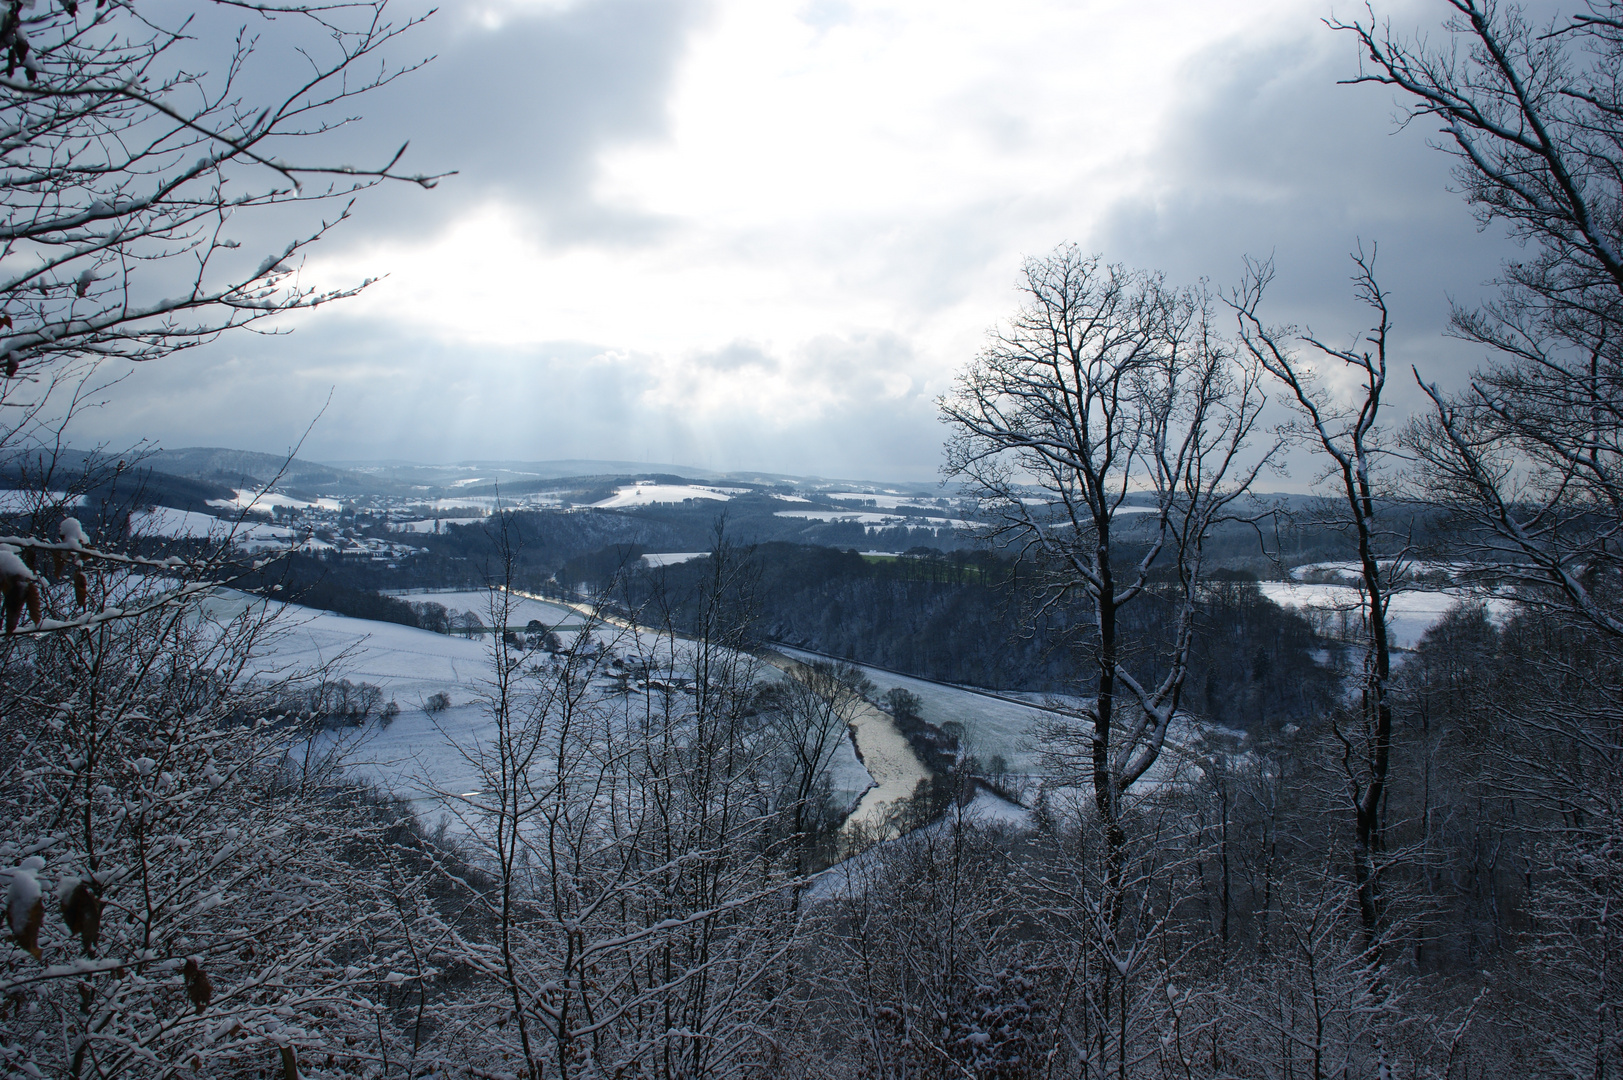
<box><xmin>143</xmin><ymin>448</ymin><xmax>403</xmax><ymax>497</ymax></box>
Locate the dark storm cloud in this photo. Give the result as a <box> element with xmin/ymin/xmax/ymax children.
<box><xmin>218</xmin><ymin>0</ymin><xmax>709</xmax><ymax>252</ymax></box>
<box><xmin>1091</xmin><ymin>17</ymin><xmax>1526</xmax><ymax>404</ymax></box>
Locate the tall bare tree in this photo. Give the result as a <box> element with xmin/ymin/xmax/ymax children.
<box><xmin>1230</xmin><ymin>250</ymin><xmax>1406</xmax><ymax>953</ymax></box>
<box><xmin>941</xmin><ymin>245</ymin><xmax>1271</xmax><ymax>888</ymax></box>
<box><xmin>0</xmin><ymin>0</ymin><xmax>439</xmax><ymax>633</ymax></box>
<box><xmin>1338</xmin><ymin>1</ymin><xmax>1623</xmax><ymax>638</ymax></box>
<box><xmin>940</xmin><ymin>246</ymin><xmax>1272</xmax><ymax>1080</ymax></box>
<box><xmin>0</xmin><ymin>0</ymin><xmax>437</xmax><ymax>385</ymax></box>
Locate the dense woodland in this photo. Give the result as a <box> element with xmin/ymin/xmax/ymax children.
<box><xmin>5</xmin><ymin>1</ymin><xmax>1623</xmax><ymax>1078</ymax></box>
<box><xmin>620</xmin><ymin>544</ymin><xmax>1339</xmax><ymax>735</ymax></box>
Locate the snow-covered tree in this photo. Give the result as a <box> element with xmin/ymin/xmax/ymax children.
<box><xmin>941</xmin><ymin>247</ymin><xmax>1272</xmax><ymax>894</ymax></box>
<box><xmin>415</xmin><ymin>544</ymin><xmax>822</xmax><ymax>1079</ymax></box>
<box><xmin>0</xmin><ymin>581</ymin><xmax>435</xmax><ymax>1077</ymax></box>
<box><xmin>1231</xmin><ymin>250</ymin><xmax>1409</xmax><ymax>954</ymax></box>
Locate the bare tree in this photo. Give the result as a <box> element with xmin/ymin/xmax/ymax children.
<box><xmin>0</xmin><ymin>0</ymin><xmax>440</xmax><ymax>637</ymax></box>
<box><xmin>940</xmin><ymin>245</ymin><xmax>1271</xmax><ymax>1080</ymax></box>
<box><xmin>941</xmin><ymin>246</ymin><xmax>1272</xmax><ymax>894</ymax></box>
<box><xmin>1230</xmin><ymin>250</ymin><xmax>1408</xmax><ymax>954</ymax></box>
<box><xmin>0</xmin><ymin>0</ymin><xmax>437</xmax><ymax>387</ymax></box>
<box><xmin>0</xmin><ymin>574</ymin><xmax>433</xmax><ymax>1077</ymax></box>
<box><xmin>1337</xmin><ymin>1</ymin><xmax>1623</xmax><ymax>638</ymax></box>
<box><xmin>423</xmin><ymin>537</ymin><xmax>811</xmax><ymax>1080</ymax></box>
<box><xmin>762</xmin><ymin>660</ymin><xmax>867</xmax><ymax>880</ymax></box>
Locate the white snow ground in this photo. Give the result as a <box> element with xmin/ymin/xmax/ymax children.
<box><xmin>1256</xmin><ymin>582</ymin><xmax>1517</xmax><ymax>650</ymax></box>
<box><xmin>824</xmin><ymin>492</ymin><xmax>949</xmax><ymax>510</ymax></box>
<box><xmin>193</xmin><ymin>577</ymin><xmax>1512</xmax><ymax>843</ymax></box>
<box><xmin>208</xmin><ymin>591</ymin><xmax>875</xmax><ymax>818</ymax></box>
<box><xmin>197</xmin><ymin>591</ymin><xmax>500</xmax><ymax>802</ymax></box>
<box><xmin>207</xmin><ymin>489</ymin><xmax>342</xmax><ymax>513</ymax></box>
<box><xmin>776</xmin><ymin>648</ymin><xmax>1057</xmax><ymax>774</ymax></box>
<box><xmin>592</xmin><ymin>483</ymin><xmax>748</xmax><ymax>508</ymax></box>
<box><xmin>773</xmin><ymin>510</ymin><xmax>969</xmax><ymax>528</ymax></box>
<box><xmin>385</xmin><ymin>588</ymin><xmax>582</xmax><ymax>628</ymax></box>
<box><xmin>132</xmin><ymin>508</ymin><xmax>292</xmax><ymax>542</ymax></box>
<box><xmin>0</xmin><ymin>491</ymin><xmax>79</xmax><ymax>513</ymax></box>
<box><xmin>641</xmin><ymin>552</ymin><xmax>708</xmax><ymax>567</ymax></box>
<box><xmin>387</xmin><ymin>517</ymin><xmax>486</xmax><ymax>533</ymax></box>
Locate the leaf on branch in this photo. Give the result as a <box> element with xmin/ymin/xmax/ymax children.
<box><xmin>6</xmin><ymin>858</ymin><xmax>44</xmax><ymax>961</ymax></box>
<box><xmin>59</xmin><ymin>880</ymin><xmax>100</xmax><ymax>953</ymax></box>
<box><xmin>182</xmin><ymin>957</ymin><xmax>213</xmax><ymax>1014</ymax></box>
<box><xmin>0</xmin><ymin>547</ymin><xmax>38</xmax><ymax>634</ymax></box>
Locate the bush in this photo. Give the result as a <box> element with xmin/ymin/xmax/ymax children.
<box><xmin>414</xmin><ymin>601</ymin><xmax>451</xmax><ymax>634</ymax></box>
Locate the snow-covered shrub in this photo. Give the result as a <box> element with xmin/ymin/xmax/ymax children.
<box><xmin>0</xmin><ymin>592</ymin><xmax>433</xmax><ymax>1077</ymax></box>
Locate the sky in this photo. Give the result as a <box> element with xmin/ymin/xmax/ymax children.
<box><xmin>72</xmin><ymin>0</ymin><xmax>1538</xmax><ymax>483</ymax></box>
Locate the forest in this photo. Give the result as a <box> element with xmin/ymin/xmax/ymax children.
<box><xmin>3</xmin><ymin>1</ymin><xmax>1623</xmax><ymax>1078</ymax></box>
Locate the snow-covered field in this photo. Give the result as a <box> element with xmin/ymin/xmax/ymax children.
<box><xmin>592</xmin><ymin>483</ymin><xmax>749</xmax><ymax>507</ymax></box>
<box><xmin>1256</xmin><ymin>581</ymin><xmax>1517</xmax><ymax>650</ymax></box>
<box><xmin>387</xmin><ymin>517</ymin><xmax>486</xmax><ymax>534</ymax></box>
<box><xmin>774</xmin><ymin>509</ymin><xmax>968</xmax><ymax>528</ymax></box>
<box><xmin>132</xmin><ymin>508</ymin><xmax>292</xmax><ymax>542</ymax></box>
<box><xmin>208</xmin><ymin>488</ymin><xmax>342</xmax><ymax>513</ymax></box>
<box><xmin>197</xmin><ymin>591</ymin><xmax>500</xmax><ymax>800</ymax></box>
<box><xmin>189</xmin><ymin>574</ymin><xmax>1515</xmax><ymax>840</ymax></box>
<box><xmin>774</xmin><ymin>509</ymin><xmax>901</xmax><ymax>524</ymax></box>
<box><xmin>222</xmin><ymin>591</ymin><xmax>874</xmax><ymax>816</ymax></box>
<box><xmin>420</xmin><ymin>497</ymin><xmax>498</xmax><ymax>512</ymax></box>
<box><xmin>641</xmin><ymin>552</ymin><xmax>707</xmax><ymax>567</ymax></box>
<box><xmin>777</xmin><ymin>647</ymin><xmax>1056</xmax><ymax>774</ymax></box>
<box><xmin>825</xmin><ymin>492</ymin><xmax>949</xmax><ymax>510</ymax></box>
<box><xmin>385</xmin><ymin>588</ymin><xmax>581</xmax><ymax>628</ymax></box>
<box><xmin>1287</xmin><ymin>559</ymin><xmax>1479</xmax><ymax>584</ymax></box>
<box><xmin>0</xmin><ymin>490</ymin><xmax>79</xmax><ymax>513</ymax></box>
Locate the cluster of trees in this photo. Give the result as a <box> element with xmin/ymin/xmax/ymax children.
<box><xmin>628</xmin><ymin>542</ymin><xmax>1339</xmax><ymax>734</ymax></box>
<box><xmin>257</xmin><ymin>678</ymin><xmax>392</xmax><ymax>729</ymax></box>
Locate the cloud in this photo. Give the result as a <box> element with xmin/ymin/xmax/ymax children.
<box><xmin>690</xmin><ymin>341</ymin><xmax>779</xmax><ymax>373</ymax></box>
<box><xmin>76</xmin><ymin>0</ymin><xmax>1556</xmax><ymax>486</ymax></box>
<box><xmin>68</xmin><ymin>316</ymin><xmax>948</xmax><ymax>480</ymax></box>
<box><xmin>1087</xmin><ymin>14</ymin><xmax>1526</xmax><ymax>426</ymax></box>
<box><xmin>292</xmin><ymin>0</ymin><xmax>711</xmax><ymax>248</ymax></box>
